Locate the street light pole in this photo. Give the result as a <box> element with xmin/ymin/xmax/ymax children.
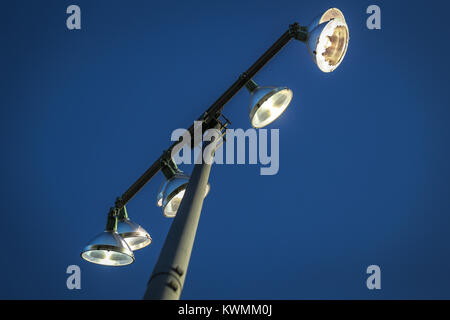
<box><xmin>143</xmin><ymin>136</ymin><xmax>219</xmax><ymax>300</ymax></box>
<box><xmin>141</xmin><ymin>25</ymin><xmax>307</xmax><ymax>300</ymax></box>
<box><xmin>81</xmin><ymin>8</ymin><xmax>350</xmax><ymax>299</ymax></box>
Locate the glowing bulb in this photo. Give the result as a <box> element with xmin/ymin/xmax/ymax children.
<box><xmin>164</xmin><ymin>189</ymin><xmax>185</xmax><ymax>218</ymax></box>
<box><xmin>315</xmin><ymin>18</ymin><xmax>349</xmax><ymax>72</ymax></box>
<box><xmin>81</xmin><ymin>231</ymin><xmax>134</xmax><ymax>266</ymax></box>
<box><xmin>250</xmin><ymin>88</ymin><xmax>293</xmax><ymax>128</ymax></box>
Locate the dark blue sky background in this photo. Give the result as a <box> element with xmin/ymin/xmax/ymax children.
<box><xmin>1</xmin><ymin>0</ymin><xmax>450</xmax><ymax>299</ymax></box>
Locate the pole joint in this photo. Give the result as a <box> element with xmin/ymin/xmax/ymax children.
<box><xmin>239</xmin><ymin>72</ymin><xmax>248</xmax><ymax>81</ymax></box>
<box><xmin>289</xmin><ymin>22</ymin><xmax>308</xmax><ymax>42</ymax></box>
<box><xmin>160</xmin><ymin>150</ymin><xmax>179</xmax><ymax>179</ymax></box>
<box><xmin>105</xmin><ymin>207</ymin><xmax>118</xmax><ymax>231</ymax></box>
<box><xmin>245</xmin><ymin>79</ymin><xmax>258</xmax><ymax>92</ymax></box>
<box><xmin>115</xmin><ymin>196</ymin><xmax>124</xmax><ymax>210</ymax></box>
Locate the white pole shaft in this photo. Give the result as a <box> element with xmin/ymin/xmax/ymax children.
<box><xmin>143</xmin><ymin>138</ymin><xmax>217</xmax><ymax>300</ymax></box>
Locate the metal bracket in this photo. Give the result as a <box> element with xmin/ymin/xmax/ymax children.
<box><xmin>239</xmin><ymin>72</ymin><xmax>249</xmax><ymax>82</ymax></box>
<box><xmin>219</xmin><ymin>113</ymin><xmax>231</xmax><ymax>129</ymax></box>
<box><xmin>105</xmin><ymin>207</ymin><xmax>119</xmax><ymax>231</ymax></box>
<box><xmin>172</xmin><ymin>265</ymin><xmax>184</xmax><ymax>277</ymax></box>
<box><xmin>115</xmin><ymin>197</ymin><xmax>124</xmax><ymax>209</ymax></box>
<box><xmin>166</xmin><ymin>280</ymin><xmax>179</xmax><ymax>292</ymax></box>
<box><xmin>160</xmin><ymin>150</ymin><xmax>179</xmax><ymax>179</ymax></box>
<box><xmin>289</xmin><ymin>23</ymin><xmax>308</xmax><ymax>42</ymax></box>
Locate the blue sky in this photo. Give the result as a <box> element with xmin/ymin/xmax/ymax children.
<box><xmin>1</xmin><ymin>0</ymin><xmax>450</xmax><ymax>299</ymax></box>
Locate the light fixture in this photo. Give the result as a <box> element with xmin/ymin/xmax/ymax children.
<box><xmin>245</xmin><ymin>79</ymin><xmax>293</xmax><ymax>128</ymax></box>
<box><xmin>81</xmin><ymin>209</ymin><xmax>134</xmax><ymax>266</ymax></box>
<box><xmin>117</xmin><ymin>206</ymin><xmax>152</xmax><ymax>251</ymax></box>
<box><xmin>160</xmin><ymin>171</ymin><xmax>189</xmax><ymax>217</ymax></box>
<box><xmin>306</xmin><ymin>8</ymin><xmax>349</xmax><ymax>73</ymax></box>
<box><xmin>158</xmin><ymin>153</ymin><xmax>210</xmax><ymax>218</ymax></box>
<box><xmin>82</xmin><ymin>10</ymin><xmax>352</xmax><ymax>298</ymax></box>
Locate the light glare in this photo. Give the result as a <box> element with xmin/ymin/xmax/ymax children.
<box><xmin>250</xmin><ymin>88</ymin><xmax>293</xmax><ymax>128</ymax></box>
<box><xmin>164</xmin><ymin>189</ymin><xmax>185</xmax><ymax>217</ymax></box>
<box><xmin>315</xmin><ymin>18</ymin><xmax>349</xmax><ymax>72</ymax></box>
<box><xmin>160</xmin><ymin>173</ymin><xmax>210</xmax><ymax>218</ymax></box>
<box><xmin>81</xmin><ymin>231</ymin><xmax>135</xmax><ymax>266</ymax></box>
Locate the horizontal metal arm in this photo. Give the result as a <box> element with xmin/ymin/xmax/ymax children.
<box><xmin>115</xmin><ymin>22</ymin><xmax>303</xmax><ymax>209</ymax></box>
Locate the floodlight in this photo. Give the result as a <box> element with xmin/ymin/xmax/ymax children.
<box><xmin>117</xmin><ymin>206</ymin><xmax>152</xmax><ymax>251</ymax></box>
<box><xmin>158</xmin><ymin>154</ymin><xmax>209</xmax><ymax>217</ymax></box>
<box><xmin>306</xmin><ymin>8</ymin><xmax>349</xmax><ymax>72</ymax></box>
<box><xmin>245</xmin><ymin>79</ymin><xmax>293</xmax><ymax>128</ymax></box>
<box><xmin>81</xmin><ymin>210</ymin><xmax>134</xmax><ymax>266</ymax></box>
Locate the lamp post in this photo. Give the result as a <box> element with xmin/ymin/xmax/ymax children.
<box><xmin>81</xmin><ymin>8</ymin><xmax>349</xmax><ymax>299</ymax></box>
<box><xmin>143</xmin><ymin>134</ymin><xmax>220</xmax><ymax>299</ymax></box>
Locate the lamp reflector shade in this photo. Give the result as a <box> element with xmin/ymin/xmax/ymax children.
<box><xmin>308</xmin><ymin>8</ymin><xmax>347</xmax><ymax>31</ymax></box>
<box><xmin>81</xmin><ymin>231</ymin><xmax>134</xmax><ymax>266</ymax></box>
<box><xmin>156</xmin><ymin>180</ymin><xmax>167</xmax><ymax>207</ymax></box>
<box><xmin>159</xmin><ymin>172</ymin><xmax>210</xmax><ymax>218</ymax></box>
<box><xmin>117</xmin><ymin>218</ymin><xmax>152</xmax><ymax>251</ymax></box>
<box><xmin>249</xmin><ymin>86</ymin><xmax>293</xmax><ymax>128</ymax></box>
<box><xmin>307</xmin><ymin>8</ymin><xmax>349</xmax><ymax>73</ymax></box>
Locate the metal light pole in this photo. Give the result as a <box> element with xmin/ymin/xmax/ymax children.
<box><xmin>80</xmin><ymin>7</ymin><xmax>350</xmax><ymax>300</ymax></box>
<box><xmin>143</xmin><ymin>136</ymin><xmax>219</xmax><ymax>299</ymax></box>
<box><xmin>138</xmin><ymin>26</ymin><xmax>305</xmax><ymax>299</ymax></box>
